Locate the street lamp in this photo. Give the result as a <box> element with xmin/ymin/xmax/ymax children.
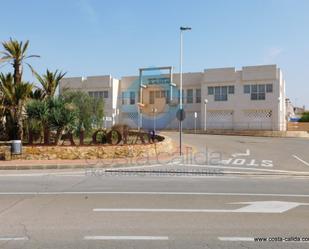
<box><xmin>152</xmin><ymin>107</ymin><xmax>157</xmax><ymax>133</ymax></box>
<box><xmin>204</xmin><ymin>99</ymin><xmax>208</xmax><ymax>131</ymax></box>
<box><xmin>179</xmin><ymin>26</ymin><xmax>191</xmax><ymax>156</ymax></box>
<box><xmin>194</xmin><ymin>112</ymin><xmax>197</xmax><ymax>134</ymax></box>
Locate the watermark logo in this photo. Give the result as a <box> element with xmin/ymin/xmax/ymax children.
<box><xmin>121</xmin><ymin>66</ymin><xmax>181</xmax><ymax>130</ymax></box>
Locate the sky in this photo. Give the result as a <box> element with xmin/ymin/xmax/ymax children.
<box><xmin>1</xmin><ymin>0</ymin><xmax>309</xmax><ymax>107</ymax></box>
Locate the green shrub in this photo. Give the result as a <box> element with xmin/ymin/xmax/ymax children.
<box><xmin>299</xmin><ymin>112</ymin><xmax>309</xmax><ymax>122</ymax></box>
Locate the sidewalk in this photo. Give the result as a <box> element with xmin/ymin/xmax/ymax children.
<box><xmin>0</xmin><ymin>155</ymin><xmax>179</xmax><ymax>170</ymax></box>
<box><xmin>184</xmin><ymin>130</ymin><xmax>309</xmax><ymax>138</ymax></box>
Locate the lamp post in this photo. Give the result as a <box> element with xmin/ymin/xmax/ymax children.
<box><xmin>179</xmin><ymin>26</ymin><xmax>191</xmax><ymax>156</ymax></box>
<box><xmin>152</xmin><ymin>107</ymin><xmax>157</xmax><ymax>133</ymax></box>
<box><xmin>194</xmin><ymin>112</ymin><xmax>197</xmax><ymax>134</ymax></box>
<box><xmin>204</xmin><ymin>99</ymin><xmax>208</xmax><ymax>132</ymax></box>
<box><xmin>116</xmin><ymin>108</ymin><xmax>120</xmax><ymax>124</ymax></box>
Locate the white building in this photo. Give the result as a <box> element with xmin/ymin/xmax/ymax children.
<box><xmin>59</xmin><ymin>75</ymin><xmax>120</xmax><ymax>128</ymax></box>
<box><xmin>59</xmin><ymin>64</ymin><xmax>287</xmax><ymax>131</ymax></box>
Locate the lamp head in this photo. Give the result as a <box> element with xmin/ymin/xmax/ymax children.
<box><xmin>180</xmin><ymin>26</ymin><xmax>192</xmax><ymax>31</ymax></box>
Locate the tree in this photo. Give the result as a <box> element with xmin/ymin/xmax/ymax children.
<box><xmin>0</xmin><ymin>73</ymin><xmax>33</xmax><ymax>140</ymax></box>
<box><xmin>300</xmin><ymin>112</ymin><xmax>309</xmax><ymax>122</ymax></box>
<box><xmin>0</xmin><ymin>90</ymin><xmax>6</xmax><ymax>140</ymax></box>
<box><xmin>29</xmin><ymin>88</ymin><xmax>45</xmax><ymax>100</ymax></box>
<box><xmin>47</xmin><ymin>97</ymin><xmax>78</xmax><ymax>145</ymax></box>
<box><xmin>33</xmin><ymin>69</ymin><xmax>66</xmax><ymax>98</ymax></box>
<box><xmin>25</xmin><ymin>100</ymin><xmax>49</xmax><ymax>144</ymax></box>
<box><xmin>62</xmin><ymin>91</ymin><xmax>104</xmax><ymax>135</ymax></box>
<box><xmin>1</xmin><ymin>38</ymin><xmax>39</xmax><ymax>85</ymax></box>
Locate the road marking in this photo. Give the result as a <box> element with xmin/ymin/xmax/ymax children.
<box><xmin>84</xmin><ymin>236</ymin><xmax>169</xmax><ymax>241</ymax></box>
<box><xmin>0</xmin><ymin>237</ymin><xmax>28</xmax><ymax>241</ymax></box>
<box><xmin>293</xmin><ymin>155</ymin><xmax>309</xmax><ymax>167</ymax></box>
<box><xmin>93</xmin><ymin>201</ymin><xmax>309</xmax><ymax>214</ymax></box>
<box><xmin>228</xmin><ymin>201</ymin><xmax>309</xmax><ymax>213</ymax></box>
<box><xmin>177</xmin><ymin>163</ymin><xmax>309</xmax><ymax>175</ymax></box>
<box><xmin>1</xmin><ymin>191</ymin><xmax>309</xmax><ymax>197</ymax></box>
<box><xmin>232</xmin><ymin>149</ymin><xmax>250</xmax><ymax>158</ymax></box>
<box><xmin>218</xmin><ymin>237</ymin><xmax>254</xmax><ymax>241</ymax></box>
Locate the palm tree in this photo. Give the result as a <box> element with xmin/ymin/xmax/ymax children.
<box><xmin>33</xmin><ymin>69</ymin><xmax>66</xmax><ymax>98</ymax></box>
<box><xmin>0</xmin><ymin>73</ymin><xmax>33</xmax><ymax>140</ymax></box>
<box><xmin>0</xmin><ymin>91</ymin><xmax>6</xmax><ymax>140</ymax></box>
<box><xmin>1</xmin><ymin>38</ymin><xmax>39</xmax><ymax>85</ymax></box>
<box><xmin>48</xmin><ymin>97</ymin><xmax>77</xmax><ymax>145</ymax></box>
<box><xmin>29</xmin><ymin>88</ymin><xmax>45</xmax><ymax>100</ymax></box>
<box><xmin>25</xmin><ymin>99</ymin><xmax>49</xmax><ymax>144</ymax></box>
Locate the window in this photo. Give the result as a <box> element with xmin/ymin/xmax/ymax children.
<box><xmin>251</xmin><ymin>84</ymin><xmax>266</xmax><ymax>100</ymax></box>
<box><xmin>161</xmin><ymin>90</ymin><xmax>166</xmax><ymax>98</ymax></box>
<box><xmin>208</xmin><ymin>87</ymin><xmax>214</xmax><ymax>95</ymax></box>
<box><xmin>258</xmin><ymin>84</ymin><xmax>265</xmax><ymax>93</ymax></box>
<box><xmin>214</xmin><ymin>86</ymin><xmax>228</xmax><ymax>101</ymax></box>
<box><xmin>155</xmin><ymin>91</ymin><xmax>160</xmax><ymax>98</ymax></box>
<box><xmin>130</xmin><ymin>91</ymin><xmax>135</xmax><ymax>105</ymax></box>
<box><xmin>89</xmin><ymin>91</ymin><xmax>108</xmax><ymax>99</ymax></box>
<box><xmin>228</xmin><ymin>86</ymin><xmax>235</xmax><ymax>94</ymax></box>
<box><xmin>244</xmin><ymin>85</ymin><xmax>250</xmax><ymax>94</ymax></box>
<box><xmin>149</xmin><ymin>91</ymin><xmax>155</xmax><ymax>104</ymax></box>
<box><xmin>266</xmin><ymin>84</ymin><xmax>273</xmax><ymax>93</ymax></box>
<box><xmin>187</xmin><ymin>89</ymin><xmax>193</xmax><ymax>104</ymax></box>
<box><xmin>196</xmin><ymin>89</ymin><xmax>201</xmax><ymax>103</ymax></box>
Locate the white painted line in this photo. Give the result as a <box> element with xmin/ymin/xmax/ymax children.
<box><xmin>218</xmin><ymin>237</ymin><xmax>254</xmax><ymax>242</ymax></box>
<box><xmin>1</xmin><ymin>191</ymin><xmax>309</xmax><ymax>197</ymax></box>
<box><xmin>84</xmin><ymin>236</ymin><xmax>169</xmax><ymax>241</ymax></box>
<box><xmin>232</xmin><ymin>149</ymin><xmax>250</xmax><ymax>158</ymax></box>
<box><xmin>293</xmin><ymin>155</ymin><xmax>309</xmax><ymax>167</ymax></box>
<box><xmin>178</xmin><ymin>163</ymin><xmax>309</xmax><ymax>175</ymax></box>
<box><xmin>93</xmin><ymin>208</ymin><xmax>233</xmax><ymax>213</ymax></box>
<box><xmin>93</xmin><ymin>201</ymin><xmax>309</xmax><ymax>214</ymax></box>
<box><xmin>103</xmin><ymin>164</ymin><xmax>167</xmax><ymax>171</ymax></box>
<box><xmin>0</xmin><ymin>237</ymin><xmax>28</xmax><ymax>241</ymax></box>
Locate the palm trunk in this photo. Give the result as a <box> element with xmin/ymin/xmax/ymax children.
<box><xmin>28</xmin><ymin>130</ymin><xmax>34</xmax><ymax>145</ymax></box>
<box><xmin>54</xmin><ymin>128</ymin><xmax>63</xmax><ymax>145</ymax></box>
<box><xmin>13</xmin><ymin>61</ymin><xmax>22</xmax><ymax>85</ymax></box>
<box><xmin>43</xmin><ymin>125</ymin><xmax>50</xmax><ymax>145</ymax></box>
<box><xmin>17</xmin><ymin>119</ymin><xmax>23</xmax><ymax>141</ymax></box>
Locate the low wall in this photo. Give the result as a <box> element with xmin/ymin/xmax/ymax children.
<box><xmin>288</xmin><ymin>122</ymin><xmax>309</xmax><ymax>131</ymax></box>
<box><xmin>0</xmin><ymin>135</ymin><xmax>174</xmax><ymax>161</ymax></box>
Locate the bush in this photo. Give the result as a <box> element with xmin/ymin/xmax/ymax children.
<box><xmin>299</xmin><ymin>112</ymin><xmax>309</xmax><ymax>122</ymax></box>
<box><xmin>47</xmin><ymin>97</ymin><xmax>78</xmax><ymax>144</ymax></box>
<box><xmin>62</xmin><ymin>91</ymin><xmax>104</xmax><ymax>135</ymax></box>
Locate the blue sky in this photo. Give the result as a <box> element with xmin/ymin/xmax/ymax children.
<box><xmin>1</xmin><ymin>0</ymin><xmax>309</xmax><ymax>107</ymax></box>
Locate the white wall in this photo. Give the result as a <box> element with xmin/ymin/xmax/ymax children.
<box><xmin>60</xmin><ymin>65</ymin><xmax>287</xmax><ymax>131</ymax></box>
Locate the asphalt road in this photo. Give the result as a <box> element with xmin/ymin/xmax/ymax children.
<box><xmin>163</xmin><ymin>132</ymin><xmax>309</xmax><ymax>173</ymax></box>
<box><xmin>0</xmin><ymin>133</ymin><xmax>309</xmax><ymax>249</ymax></box>
<box><xmin>0</xmin><ymin>171</ymin><xmax>309</xmax><ymax>248</ymax></box>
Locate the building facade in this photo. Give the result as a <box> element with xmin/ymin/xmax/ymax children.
<box><xmin>59</xmin><ymin>75</ymin><xmax>120</xmax><ymax>128</ymax></box>
<box><xmin>59</xmin><ymin>64</ymin><xmax>287</xmax><ymax>131</ymax></box>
